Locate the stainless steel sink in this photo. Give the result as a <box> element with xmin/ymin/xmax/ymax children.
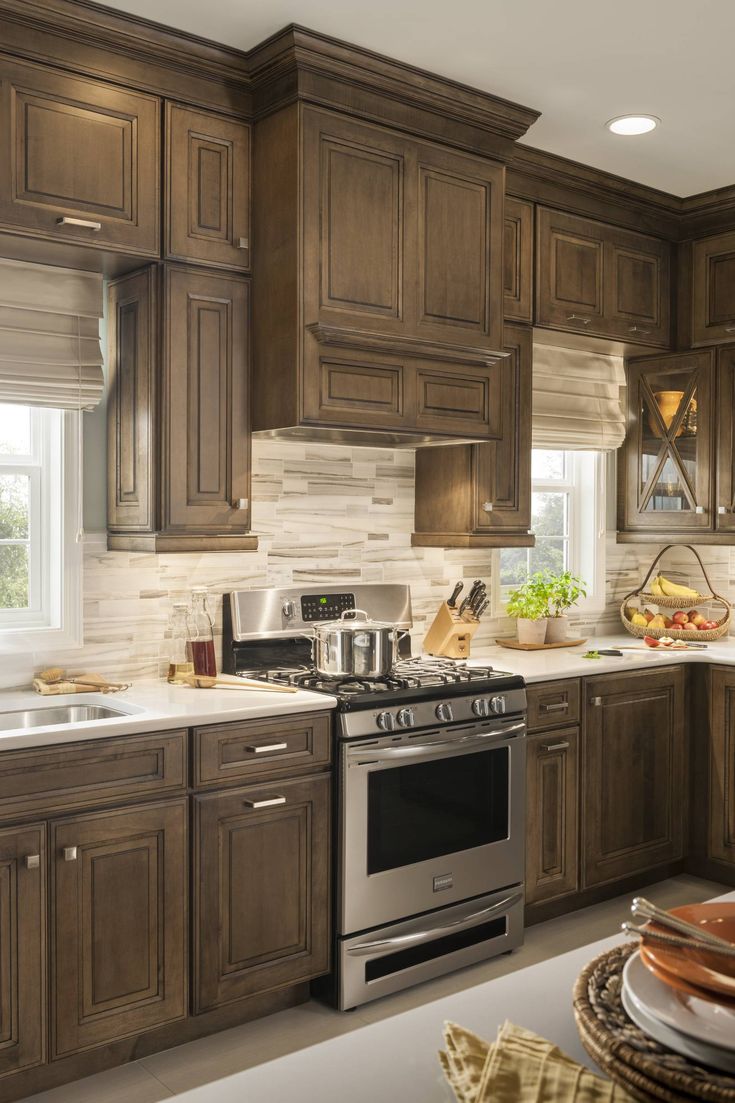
<box><xmin>0</xmin><ymin>704</ymin><xmax>128</xmax><ymax>732</ymax></box>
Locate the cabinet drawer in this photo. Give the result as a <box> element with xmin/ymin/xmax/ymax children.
<box><xmin>194</xmin><ymin>711</ymin><xmax>332</xmax><ymax>789</ymax></box>
<box><xmin>526</xmin><ymin>680</ymin><xmax>581</xmax><ymax>731</ymax></box>
<box><xmin>0</xmin><ymin>730</ymin><xmax>187</xmax><ymax>821</ymax></box>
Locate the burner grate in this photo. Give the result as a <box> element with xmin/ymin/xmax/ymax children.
<box><xmin>236</xmin><ymin>656</ymin><xmax>498</xmax><ymax>696</ymax></box>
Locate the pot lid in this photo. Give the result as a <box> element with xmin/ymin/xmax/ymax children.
<box><xmin>316</xmin><ymin>609</ymin><xmax>394</xmax><ymax>632</ymax></box>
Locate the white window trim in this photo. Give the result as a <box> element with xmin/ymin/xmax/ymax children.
<box><xmin>0</xmin><ymin>409</ymin><xmax>82</xmax><ymax>653</ymax></box>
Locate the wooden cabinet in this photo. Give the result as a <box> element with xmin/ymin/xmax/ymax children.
<box><xmin>193</xmin><ymin>773</ymin><xmax>330</xmax><ymax>1012</ymax></box>
<box><xmin>412</xmin><ymin>324</ymin><xmax>534</xmax><ymax>547</ymax></box>
<box><xmin>536</xmin><ymin>207</ymin><xmax>670</xmax><ymax>347</ymax></box>
<box><xmin>193</xmin><ymin>712</ymin><xmax>332</xmax><ymax>790</ymax></box>
<box><xmin>0</xmin><ymin>824</ymin><xmax>45</xmax><ymax>1080</ymax></box>
<box><xmin>253</xmin><ymin>105</ymin><xmax>507</xmax><ymax>444</ymax></box>
<box><xmin>504</xmin><ymin>197</ymin><xmax>533</xmax><ymax>323</ymax></box>
<box><xmin>582</xmin><ymin>668</ymin><xmax>685</xmax><ymax>888</ymax></box>
<box><xmin>526</xmin><ymin>727</ymin><xmax>579</xmax><ymax>906</ymax></box>
<box><xmin>706</xmin><ymin>667</ymin><xmax>735</xmax><ymax>869</ymax></box>
<box><xmin>692</xmin><ymin>231</ymin><xmax>735</xmax><ymax>345</ymax></box>
<box><xmin>165</xmin><ymin>103</ymin><xmax>251</xmax><ymax>271</ymax></box>
<box><xmin>0</xmin><ymin>56</ymin><xmax>159</xmax><ymax>257</ymax></box>
<box><xmin>51</xmin><ymin>800</ymin><xmax>187</xmax><ymax>1057</ymax></box>
<box><xmin>107</xmin><ymin>264</ymin><xmax>257</xmax><ymax>552</ymax></box>
<box><xmin>715</xmin><ymin>347</ymin><xmax>735</xmax><ymax>533</ymax></box>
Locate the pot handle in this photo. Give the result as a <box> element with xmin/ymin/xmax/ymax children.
<box><xmin>340</xmin><ymin>609</ymin><xmax>370</xmax><ymax>622</ymax></box>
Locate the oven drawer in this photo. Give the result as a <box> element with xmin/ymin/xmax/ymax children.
<box><xmin>193</xmin><ymin>711</ymin><xmax>332</xmax><ymax>789</ymax></box>
<box><xmin>526</xmin><ymin>679</ymin><xmax>580</xmax><ymax>732</ymax></box>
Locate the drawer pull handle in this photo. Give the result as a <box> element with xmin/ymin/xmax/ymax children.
<box><xmin>24</xmin><ymin>854</ymin><xmax>40</xmax><ymax>870</ymax></box>
<box><xmin>725</xmin><ymin>325</ymin><xmax>735</xmax><ymax>333</ymax></box>
<box><xmin>541</xmin><ymin>701</ymin><xmax>568</xmax><ymax>712</ymax></box>
<box><xmin>56</xmin><ymin>216</ymin><xmax>102</xmax><ymax>231</ymax></box>
<box><xmin>63</xmin><ymin>846</ymin><xmax>78</xmax><ymax>862</ymax></box>
<box><xmin>591</xmin><ymin>696</ymin><xmax>603</xmax><ymax>707</ymax></box>
<box><xmin>567</xmin><ymin>313</ymin><xmax>592</xmax><ymax>326</ymax></box>
<box><xmin>244</xmin><ymin>796</ymin><xmax>286</xmax><ymax>809</ymax></box>
<box><xmin>628</xmin><ymin>325</ymin><xmax>651</xmax><ymax>336</ymax></box>
<box><xmin>246</xmin><ymin>742</ymin><xmax>288</xmax><ymax>754</ymax></box>
<box><xmin>541</xmin><ymin>741</ymin><xmax>570</xmax><ymax>752</ymax></box>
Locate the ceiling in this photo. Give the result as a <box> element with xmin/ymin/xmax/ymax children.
<box><xmin>103</xmin><ymin>0</ymin><xmax>735</xmax><ymax>197</ymax></box>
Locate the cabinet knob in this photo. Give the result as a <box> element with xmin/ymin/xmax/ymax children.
<box><xmin>63</xmin><ymin>846</ymin><xmax>78</xmax><ymax>862</ymax></box>
<box><xmin>232</xmin><ymin>498</ymin><xmax>249</xmax><ymax>511</ymax></box>
<box><xmin>566</xmin><ymin>313</ymin><xmax>592</xmax><ymax>326</ymax></box>
<box><xmin>24</xmin><ymin>854</ymin><xmax>40</xmax><ymax>870</ymax></box>
<box><xmin>591</xmin><ymin>696</ymin><xmax>603</xmax><ymax>707</ymax></box>
<box><xmin>243</xmin><ymin>796</ymin><xmax>287</xmax><ymax>809</ymax></box>
<box><xmin>56</xmin><ymin>216</ymin><xmax>102</xmax><ymax>231</ymax></box>
<box><xmin>482</xmin><ymin>501</ymin><xmax>493</xmax><ymax>513</ymax></box>
<box><xmin>695</xmin><ymin>506</ymin><xmax>706</xmax><ymax>514</ymax></box>
<box><xmin>718</xmin><ymin>506</ymin><xmax>731</xmax><ymax>514</ymax></box>
<box><xmin>237</xmin><ymin>237</ymin><xmax>249</xmax><ymax>250</ymax></box>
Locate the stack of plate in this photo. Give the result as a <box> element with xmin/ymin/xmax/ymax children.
<box><xmin>623</xmin><ymin>903</ymin><xmax>735</xmax><ymax>1073</ymax></box>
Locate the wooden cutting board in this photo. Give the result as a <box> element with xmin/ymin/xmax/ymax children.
<box><xmin>495</xmin><ymin>638</ymin><xmax>588</xmax><ymax>651</ymax></box>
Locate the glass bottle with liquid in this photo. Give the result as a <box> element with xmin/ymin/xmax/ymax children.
<box><xmin>187</xmin><ymin>588</ymin><xmax>217</xmax><ymax>677</ymax></box>
<box><xmin>167</xmin><ymin>602</ymin><xmax>195</xmax><ymax>684</ymax></box>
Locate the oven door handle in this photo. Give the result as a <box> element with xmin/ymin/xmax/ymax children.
<box><xmin>347</xmin><ymin>720</ymin><xmax>525</xmax><ymax>765</ymax></box>
<box><xmin>346</xmin><ymin>891</ymin><xmax>523</xmax><ymax>957</ymax></box>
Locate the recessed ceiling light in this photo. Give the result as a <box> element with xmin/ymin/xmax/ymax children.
<box><xmin>606</xmin><ymin>114</ymin><xmax>660</xmax><ymax>136</ymax></box>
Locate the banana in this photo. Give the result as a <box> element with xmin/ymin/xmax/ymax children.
<box><xmin>657</xmin><ymin>573</ymin><xmax>699</xmax><ymax>600</ymax></box>
<box><xmin>650</xmin><ymin>577</ymin><xmax>665</xmax><ymax>596</ymax></box>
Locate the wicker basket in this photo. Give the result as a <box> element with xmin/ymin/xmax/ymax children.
<box><xmin>621</xmin><ymin>544</ymin><xmax>731</xmax><ymax>642</ymax></box>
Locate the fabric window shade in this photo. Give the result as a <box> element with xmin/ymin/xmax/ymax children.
<box><xmin>532</xmin><ymin>343</ymin><xmax>626</xmax><ymax>451</ymax></box>
<box><xmin>0</xmin><ymin>258</ymin><xmax>103</xmax><ymax>410</ymax></box>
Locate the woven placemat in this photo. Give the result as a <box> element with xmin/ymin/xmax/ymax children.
<box><xmin>573</xmin><ymin>942</ymin><xmax>735</xmax><ymax>1103</ymax></box>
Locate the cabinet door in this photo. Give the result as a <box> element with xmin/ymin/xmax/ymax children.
<box><xmin>716</xmin><ymin>347</ymin><xmax>735</xmax><ymax>531</ymax></box>
<box><xmin>536</xmin><ymin>208</ymin><xmax>605</xmax><ymax>333</ymax></box>
<box><xmin>605</xmin><ymin>230</ymin><xmax>670</xmax><ymax>347</ymax></box>
<box><xmin>708</xmin><ymin>668</ymin><xmax>735</xmax><ymax>866</ymax></box>
<box><xmin>194</xmin><ymin>774</ymin><xmax>330</xmax><ymax>1012</ymax></box>
<box><xmin>0</xmin><ymin>824</ymin><xmax>45</xmax><ymax>1080</ymax></box>
<box><xmin>621</xmin><ymin>350</ymin><xmax>714</xmax><ymax>532</ymax></box>
<box><xmin>51</xmin><ymin>801</ymin><xmax>186</xmax><ymax>1057</ymax></box>
<box><xmin>583</xmin><ymin>669</ymin><xmax>685</xmax><ymax>888</ymax></box>
<box><xmin>0</xmin><ymin>57</ymin><xmax>159</xmax><ymax>256</ymax></box>
<box><xmin>163</xmin><ymin>265</ymin><xmax>251</xmax><ymax>535</ymax></box>
<box><xmin>526</xmin><ymin>728</ymin><xmax>578</xmax><ymax>905</ymax></box>
<box><xmin>166</xmin><ymin>103</ymin><xmax>251</xmax><ymax>271</ymax></box>
<box><xmin>692</xmin><ymin>231</ymin><xmax>735</xmax><ymax>345</ymax></box>
<box><xmin>504</xmin><ymin>197</ymin><xmax>533</xmax><ymax>324</ymax></box>
<box><xmin>473</xmin><ymin>325</ymin><xmax>532</xmax><ymax>533</ymax></box>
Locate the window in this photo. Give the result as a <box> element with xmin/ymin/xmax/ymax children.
<box><xmin>496</xmin><ymin>449</ymin><xmax>605</xmax><ymax>615</ymax></box>
<box><xmin>0</xmin><ymin>403</ymin><xmax>81</xmax><ymax>650</ymax></box>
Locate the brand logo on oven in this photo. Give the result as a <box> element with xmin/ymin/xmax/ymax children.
<box><xmin>433</xmin><ymin>873</ymin><xmax>453</xmax><ymax>892</ymax></box>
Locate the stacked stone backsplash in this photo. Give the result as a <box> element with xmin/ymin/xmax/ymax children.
<box><xmin>7</xmin><ymin>439</ymin><xmax>735</xmax><ymax>687</ymax></box>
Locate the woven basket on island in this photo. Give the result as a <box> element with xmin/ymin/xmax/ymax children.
<box><xmin>621</xmin><ymin>544</ymin><xmax>731</xmax><ymax>642</ymax></box>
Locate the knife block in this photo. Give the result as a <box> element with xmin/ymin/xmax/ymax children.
<box><xmin>423</xmin><ymin>601</ymin><xmax>479</xmax><ymax>660</ymax></box>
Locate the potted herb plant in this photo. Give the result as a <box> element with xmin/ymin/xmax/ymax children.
<box><xmin>506</xmin><ymin>573</ymin><xmax>549</xmax><ymax>645</ymax></box>
<box><xmin>543</xmin><ymin>569</ymin><xmax>587</xmax><ymax>643</ymax></box>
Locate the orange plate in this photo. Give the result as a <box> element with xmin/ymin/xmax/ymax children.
<box><xmin>640</xmin><ymin>903</ymin><xmax>735</xmax><ymax>1000</ymax></box>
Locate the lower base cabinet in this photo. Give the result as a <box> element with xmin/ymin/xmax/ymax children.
<box><xmin>707</xmin><ymin>667</ymin><xmax>735</xmax><ymax>868</ymax></box>
<box><xmin>194</xmin><ymin>774</ymin><xmax>330</xmax><ymax>1013</ymax></box>
<box><xmin>525</xmin><ymin>727</ymin><xmax>579</xmax><ymax>906</ymax></box>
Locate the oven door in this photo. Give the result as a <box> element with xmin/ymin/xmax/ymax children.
<box><xmin>339</xmin><ymin>717</ymin><xmax>525</xmax><ymax>935</ymax></box>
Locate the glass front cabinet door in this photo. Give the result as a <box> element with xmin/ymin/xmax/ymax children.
<box><xmin>620</xmin><ymin>350</ymin><xmax>714</xmax><ymax>533</ymax></box>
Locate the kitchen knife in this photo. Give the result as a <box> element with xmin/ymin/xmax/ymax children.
<box><xmin>447</xmin><ymin>581</ymin><xmax>463</xmax><ymax>608</ymax></box>
<box><xmin>475</xmin><ymin>598</ymin><xmax>490</xmax><ymax>620</ymax></box>
<box><xmin>465</xmin><ymin>580</ymin><xmax>483</xmax><ymax>608</ymax></box>
<box><xmin>469</xmin><ymin>585</ymin><xmax>487</xmax><ymax>616</ymax></box>
<box><xmin>457</xmin><ymin>595</ymin><xmax>472</xmax><ymax>619</ymax></box>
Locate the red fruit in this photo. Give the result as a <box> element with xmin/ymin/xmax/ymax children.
<box><xmin>701</xmin><ymin>620</ymin><xmax>718</xmax><ymax>631</ymax></box>
<box><xmin>643</xmin><ymin>635</ymin><xmax>660</xmax><ymax>648</ymax></box>
<box><xmin>672</xmin><ymin>611</ymin><xmax>689</xmax><ymax>625</ymax></box>
<box><xmin>644</xmin><ymin>609</ymin><xmax>655</xmax><ymax>623</ymax></box>
<box><xmin>685</xmin><ymin>610</ymin><xmax>698</xmax><ymax>620</ymax></box>
<box><xmin>663</xmin><ymin>617</ymin><xmax>674</xmax><ymax>629</ymax></box>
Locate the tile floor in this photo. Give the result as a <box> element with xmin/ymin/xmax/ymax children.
<box><xmin>24</xmin><ymin>873</ymin><xmax>727</xmax><ymax>1103</ymax></box>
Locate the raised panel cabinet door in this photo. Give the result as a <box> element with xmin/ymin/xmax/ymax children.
<box><xmin>582</xmin><ymin>669</ymin><xmax>685</xmax><ymax>888</ymax></box>
<box><xmin>692</xmin><ymin>231</ymin><xmax>735</xmax><ymax>345</ymax></box>
<box><xmin>194</xmin><ymin>774</ymin><xmax>330</xmax><ymax>1012</ymax></box>
<box><xmin>473</xmin><ymin>325</ymin><xmax>532</xmax><ymax>532</ymax></box>
<box><xmin>302</xmin><ymin>352</ymin><xmax>407</xmax><ymax>430</ymax></box>
<box><xmin>621</xmin><ymin>350</ymin><xmax>714</xmax><ymax>533</ymax></box>
<box><xmin>716</xmin><ymin>348</ymin><xmax>735</xmax><ymax>531</ymax></box>
<box><xmin>526</xmin><ymin>728</ymin><xmax>579</xmax><ymax>905</ymax></box>
<box><xmin>166</xmin><ymin>103</ymin><xmax>251</xmax><ymax>270</ymax></box>
<box><xmin>0</xmin><ymin>57</ymin><xmax>159</xmax><ymax>255</ymax></box>
<box><xmin>416</xmin><ymin>143</ymin><xmax>504</xmax><ymax>353</ymax></box>
<box><xmin>0</xmin><ymin>824</ymin><xmax>45</xmax><ymax>1080</ymax></box>
<box><xmin>503</xmin><ymin>197</ymin><xmax>533</xmax><ymax>324</ymax></box>
<box><xmin>605</xmin><ymin>230</ymin><xmax>671</xmax><ymax>347</ymax></box>
<box><xmin>163</xmin><ymin>266</ymin><xmax>251</xmax><ymax>534</ymax></box>
<box><xmin>708</xmin><ymin>668</ymin><xmax>735</xmax><ymax>866</ymax></box>
<box><xmin>536</xmin><ymin>207</ymin><xmax>604</xmax><ymax>333</ymax></box>
<box><xmin>51</xmin><ymin>800</ymin><xmax>186</xmax><ymax>1058</ymax></box>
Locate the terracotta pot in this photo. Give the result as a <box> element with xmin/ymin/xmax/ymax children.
<box><xmin>516</xmin><ymin>617</ymin><xmax>548</xmax><ymax>645</ymax></box>
<box><xmin>545</xmin><ymin>615</ymin><xmax>569</xmax><ymax>644</ymax></box>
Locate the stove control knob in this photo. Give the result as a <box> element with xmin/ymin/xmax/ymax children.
<box><xmin>376</xmin><ymin>711</ymin><xmax>396</xmax><ymax>732</ymax></box>
<box><xmin>490</xmin><ymin>695</ymin><xmax>507</xmax><ymax>715</ymax></box>
<box><xmin>396</xmin><ymin>707</ymin><xmax>415</xmax><ymax>728</ymax></box>
<box><xmin>472</xmin><ymin>698</ymin><xmax>491</xmax><ymax>718</ymax></box>
<box><xmin>435</xmin><ymin>702</ymin><xmax>453</xmax><ymax>723</ymax></box>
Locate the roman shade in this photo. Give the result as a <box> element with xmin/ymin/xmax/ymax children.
<box><xmin>0</xmin><ymin>258</ymin><xmax>104</xmax><ymax>410</ymax></box>
<box><xmin>532</xmin><ymin>343</ymin><xmax>626</xmax><ymax>451</ymax></box>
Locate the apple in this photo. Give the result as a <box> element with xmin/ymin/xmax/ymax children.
<box><xmin>672</xmin><ymin>611</ymin><xmax>689</xmax><ymax>625</ymax></box>
<box><xmin>701</xmin><ymin>620</ymin><xmax>718</xmax><ymax>631</ymax></box>
<box><xmin>685</xmin><ymin>610</ymin><xmax>698</xmax><ymax>620</ymax></box>
<box><xmin>643</xmin><ymin>635</ymin><xmax>660</xmax><ymax>648</ymax></box>
<box><xmin>689</xmin><ymin>612</ymin><xmax>707</xmax><ymax>627</ymax></box>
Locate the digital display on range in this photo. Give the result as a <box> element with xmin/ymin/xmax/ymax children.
<box><xmin>300</xmin><ymin>593</ymin><xmax>356</xmax><ymax>621</ymax></box>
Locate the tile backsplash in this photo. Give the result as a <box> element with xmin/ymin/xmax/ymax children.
<box><xmin>7</xmin><ymin>439</ymin><xmax>735</xmax><ymax>687</ymax></box>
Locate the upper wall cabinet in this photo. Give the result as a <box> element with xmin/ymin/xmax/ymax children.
<box><xmin>0</xmin><ymin>57</ymin><xmax>159</xmax><ymax>257</ymax></box>
<box><xmin>536</xmin><ymin>208</ymin><xmax>671</xmax><ymax>348</ymax></box>
<box><xmin>504</xmin><ymin>197</ymin><xmax>533</xmax><ymax>324</ymax></box>
<box><xmin>253</xmin><ymin>105</ymin><xmax>507</xmax><ymax>444</ymax></box>
<box><xmin>165</xmin><ymin>103</ymin><xmax>251</xmax><ymax>271</ymax></box>
<box><xmin>691</xmin><ymin>231</ymin><xmax>735</xmax><ymax>345</ymax></box>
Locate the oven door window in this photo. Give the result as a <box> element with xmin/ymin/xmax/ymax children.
<box><xmin>367</xmin><ymin>747</ymin><xmax>509</xmax><ymax>874</ymax></box>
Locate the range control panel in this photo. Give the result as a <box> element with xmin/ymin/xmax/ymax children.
<box><xmin>300</xmin><ymin>593</ymin><xmax>356</xmax><ymax>622</ymax></box>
